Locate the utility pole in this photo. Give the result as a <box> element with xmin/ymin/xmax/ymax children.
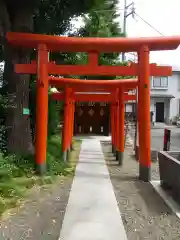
<box><xmin>122</xmin><ymin>0</ymin><xmax>135</xmax><ymax>62</ymax></box>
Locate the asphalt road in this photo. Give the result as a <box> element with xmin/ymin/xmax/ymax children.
<box><xmin>151</xmin><ymin>128</ymin><xmax>180</xmax><ymax>151</ymax></box>
<box><xmin>131</xmin><ymin>126</ymin><xmax>180</xmax><ymax>151</ymax></box>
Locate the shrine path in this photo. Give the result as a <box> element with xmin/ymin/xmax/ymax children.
<box><xmin>58</xmin><ymin>138</ymin><xmax>127</xmax><ymax>240</ymax></box>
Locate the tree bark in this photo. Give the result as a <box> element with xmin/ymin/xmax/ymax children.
<box><xmin>0</xmin><ymin>0</ymin><xmax>10</xmax><ymax>55</ymax></box>
<box><xmin>0</xmin><ymin>0</ymin><xmax>11</xmax><ymax>153</ymax></box>
<box><xmin>4</xmin><ymin>5</ymin><xmax>34</xmax><ymax>155</ymax></box>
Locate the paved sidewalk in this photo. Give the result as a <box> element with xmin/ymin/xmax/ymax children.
<box><xmin>59</xmin><ymin>139</ymin><xmax>127</xmax><ymax>240</ymax></box>
<box><xmin>152</xmin><ymin>122</ymin><xmax>177</xmax><ymax>129</ymax></box>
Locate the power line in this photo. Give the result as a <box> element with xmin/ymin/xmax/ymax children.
<box><xmin>91</xmin><ymin>3</ymin><xmax>164</xmax><ymax>63</ymax></box>
<box><xmin>134</xmin><ymin>12</ymin><xmax>164</xmax><ymax>36</ymax></box>
<box><xmin>93</xmin><ymin>8</ymin><xmax>125</xmax><ymax>13</ymax></box>
<box><xmin>125</xmin><ymin>10</ymin><xmax>165</xmax><ymax>61</ymax></box>
<box><xmin>92</xmin><ymin>10</ymin><xmax>164</xmax><ymax>37</ymax></box>
<box><xmin>92</xmin><ymin>6</ymin><xmax>165</xmax><ymax>37</ymax></box>
<box><xmin>93</xmin><ymin>8</ymin><xmax>164</xmax><ymax>36</ymax></box>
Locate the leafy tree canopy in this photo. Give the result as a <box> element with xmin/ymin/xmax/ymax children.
<box><xmin>67</xmin><ymin>0</ymin><xmax>125</xmax><ymax>80</ymax></box>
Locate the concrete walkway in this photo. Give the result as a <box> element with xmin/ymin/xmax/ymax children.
<box><xmin>59</xmin><ymin>139</ymin><xmax>127</xmax><ymax>240</ymax></box>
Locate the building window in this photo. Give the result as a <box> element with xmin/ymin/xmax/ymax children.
<box><xmin>152</xmin><ymin>76</ymin><xmax>168</xmax><ymax>89</ymax></box>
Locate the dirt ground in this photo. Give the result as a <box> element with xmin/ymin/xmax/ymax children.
<box><xmin>0</xmin><ymin>177</ymin><xmax>73</xmax><ymax>240</ymax></box>
<box><xmin>0</xmin><ymin>140</ymin><xmax>81</xmax><ymax>240</ymax></box>
<box><xmin>101</xmin><ymin>142</ymin><xmax>180</xmax><ymax>240</ymax></box>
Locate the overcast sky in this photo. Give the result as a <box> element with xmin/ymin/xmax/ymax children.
<box><xmin>118</xmin><ymin>0</ymin><xmax>180</xmax><ymax>65</ymax></box>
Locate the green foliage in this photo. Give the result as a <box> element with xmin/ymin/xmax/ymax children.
<box><xmin>0</xmin><ymin>0</ymin><xmax>105</xmax><ymax>155</ymax></box>
<box><xmin>48</xmin><ymin>95</ymin><xmax>63</xmax><ymax>138</ymax></box>
<box><xmin>0</xmin><ymin>0</ymin><xmax>126</xmax><ymax>177</ymax></box>
<box><xmin>71</xmin><ymin>0</ymin><xmax>125</xmax><ymax>80</ymax></box>
<box><xmin>0</xmin><ymin>136</ymin><xmax>72</xmax><ymax>182</ymax></box>
<box><xmin>33</xmin><ymin>0</ymin><xmax>102</xmax><ymax>34</ymax></box>
<box><xmin>0</xmin><ymin>136</ymin><xmax>80</xmax><ymax>216</ymax></box>
<box><xmin>46</xmin><ymin>135</ymin><xmax>73</xmax><ymax>176</ymax></box>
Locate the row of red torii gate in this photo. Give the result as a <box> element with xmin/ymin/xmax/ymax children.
<box><xmin>7</xmin><ymin>32</ymin><xmax>180</xmax><ymax>181</ymax></box>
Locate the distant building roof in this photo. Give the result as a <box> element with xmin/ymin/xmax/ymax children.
<box><xmin>150</xmin><ymin>93</ymin><xmax>175</xmax><ymax>98</ymax></box>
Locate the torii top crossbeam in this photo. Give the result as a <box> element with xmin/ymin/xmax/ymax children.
<box><xmin>7</xmin><ymin>32</ymin><xmax>180</xmax><ymax>52</ymax></box>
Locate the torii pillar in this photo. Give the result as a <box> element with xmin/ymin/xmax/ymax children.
<box><xmin>62</xmin><ymin>87</ymin><xmax>71</xmax><ymax>161</ymax></box>
<box><xmin>116</xmin><ymin>88</ymin><xmax>125</xmax><ymax>165</ymax></box>
<box><xmin>138</xmin><ymin>45</ymin><xmax>151</xmax><ymax>181</ymax></box>
<box><xmin>110</xmin><ymin>104</ymin><xmax>115</xmax><ymax>154</ymax></box>
<box><xmin>70</xmin><ymin>100</ymin><xmax>75</xmax><ymax>150</ymax></box>
<box><xmin>35</xmin><ymin>44</ymin><xmax>49</xmax><ymax>175</ymax></box>
<box><xmin>115</xmin><ymin>97</ymin><xmax>120</xmax><ymax>161</ymax></box>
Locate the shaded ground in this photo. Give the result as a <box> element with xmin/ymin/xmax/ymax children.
<box><xmin>0</xmin><ymin>140</ymin><xmax>81</xmax><ymax>240</ymax></box>
<box><xmin>101</xmin><ymin>142</ymin><xmax>180</xmax><ymax>240</ymax></box>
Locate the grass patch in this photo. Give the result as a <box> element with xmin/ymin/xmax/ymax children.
<box><xmin>68</xmin><ymin>139</ymin><xmax>82</xmax><ymax>170</ymax></box>
<box><xmin>0</xmin><ymin>136</ymin><xmax>82</xmax><ymax>217</ymax></box>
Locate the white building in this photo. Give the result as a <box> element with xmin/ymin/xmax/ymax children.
<box><xmin>125</xmin><ymin>65</ymin><xmax>180</xmax><ymax>124</ymax></box>
<box><xmin>150</xmin><ymin>65</ymin><xmax>180</xmax><ymax>124</ymax></box>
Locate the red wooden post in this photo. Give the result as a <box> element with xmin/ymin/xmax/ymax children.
<box><xmin>114</xmin><ymin>102</ymin><xmax>118</xmax><ymax>155</ymax></box>
<box><xmin>88</xmin><ymin>51</ymin><xmax>99</xmax><ymax>66</ymax></box>
<box><xmin>68</xmin><ymin>94</ymin><xmax>73</xmax><ymax>157</ymax></box>
<box><xmin>35</xmin><ymin>44</ymin><xmax>49</xmax><ymax>175</ymax></box>
<box><xmin>62</xmin><ymin>87</ymin><xmax>71</xmax><ymax>161</ymax></box>
<box><xmin>68</xmin><ymin>96</ymin><xmax>74</xmax><ymax>153</ymax></box>
<box><xmin>70</xmin><ymin>100</ymin><xmax>75</xmax><ymax>150</ymax></box>
<box><xmin>115</xmin><ymin>90</ymin><xmax>120</xmax><ymax>161</ymax></box>
<box><xmin>66</xmin><ymin>99</ymin><xmax>71</xmax><ymax>157</ymax></box>
<box><xmin>117</xmin><ymin>88</ymin><xmax>125</xmax><ymax>165</ymax></box>
<box><xmin>138</xmin><ymin>45</ymin><xmax>151</xmax><ymax>181</ymax></box>
<box><xmin>110</xmin><ymin>103</ymin><xmax>114</xmax><ymax>152</ymax></box>
<box><xmin>110</xmin><ymin>104</ymin><xmax>113</xmax><ymax>153</ymax></box>
<box><xmin>112</xmin><ymin>103</ymin><xmax>116</xmax><ymax>153</ymax></box>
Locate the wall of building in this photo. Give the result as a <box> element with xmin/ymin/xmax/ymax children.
<box><xmin>167</xmin><ymin>73</ymin><xmax>180</xmax><ymax>121</ymax></box>
<box><xmin>150</xmin><ymin>72</ymin><xmax>180</xmax><ymax>122</ymax></box>
<box><xmin>125</xmin><ymin>71</ymin><xmax>180</xmax><ymax>123</ymax></box>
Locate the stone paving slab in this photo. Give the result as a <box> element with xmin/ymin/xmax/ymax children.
<box><xmin>59</xmin><ymin>139</ymin><xmax>127</xmax><ymax>240</ymax></box>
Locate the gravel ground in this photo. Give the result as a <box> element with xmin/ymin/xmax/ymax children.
<box><xmin>101</xmin><ymin>142</ymin><xmax>180</xmax><ymax>240</ymax></box>
<box><xmin>0</xmin><ymin>177</ymin><xmax>73</xmax><ymax>240</ymax></box>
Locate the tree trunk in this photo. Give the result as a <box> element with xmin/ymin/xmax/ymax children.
<box><xmin>0</xmin><ymin>1</ymin><xmax>10</xmax><ymax>59</ymax></box>
<box><xmin>4</xmin><ymin>6</ymin><xmax>34</xmax><ymax>155</ymax></box>
<box><xmin>0</xmin><ymin>0</ymin><xmax>11</xmax><ymax>153</ymax></box>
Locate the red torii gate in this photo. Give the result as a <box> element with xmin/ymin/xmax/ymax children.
<box><xmin>7</xmin><ymin>32</ymin><xmax>178</xmax><ymax>182</ymax></box>
<box><xmin>50</xmin><ymin>77</ymin><xmax>138</xmax><ymax>163</ymax></box>
<box><xmin>51</xmin><ymin>85</ymin><xmax>137</xmax><ymax>163</ymax></box>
